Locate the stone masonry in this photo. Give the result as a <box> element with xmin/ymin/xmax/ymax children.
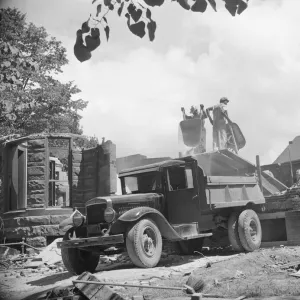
<box><xmin>27</xmin><ymin>139</ymin><xmax>46</xmax><ymax>208</ymax></box>
<box><xmin>0</xmin><ymin>134</ymin><xmax>116</xmax><ymax>247</ymax></box>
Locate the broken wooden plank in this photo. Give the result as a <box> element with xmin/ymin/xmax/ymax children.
<box><xmin>73</xmin><ymin>279</ymin><xmax>185</xmax><ymax>291</ymax></box>
<box><xmin>234</xmin><ymin>296</ymin><xmax>247</xmax><ymax>300</ymax></box>
<box><xmin>74</xmin><ymin>272</ymin><xmax>125</xmax><ymax>300</ymax></box>
<box><xmin>290</xmin><ymin>272</ymin><xmax>300</xmax><ymax>278</ymax></box>
<box><xmin>280</xmin><ymin>260</ymin><xmax>300</xmax><ymax>268</ymax></box>
<box><xmin>247</xmin><ymin>297</ymin><xmax>300</xmax><ymax>300</ymax></box>
<box><xmin>23</xmin><ymin>259</ymin><xmax>44</xmax><ymax>269</ymax></box>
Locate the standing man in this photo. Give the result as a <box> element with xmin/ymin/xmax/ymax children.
<box><xmin>206</xmin><ymin>97</ymin><xmax>230</xmax><ymax>151</ymax></box>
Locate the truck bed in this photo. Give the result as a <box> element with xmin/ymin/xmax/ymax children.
<box><xmin>205</xmin><ymin>175</ymin><xmax>265</xmax><ymax>209</ymax></box>
<box><xmin>193</xmin><ymin>149</ymin><xmax>287</xmax><ymax>196</ymax></box>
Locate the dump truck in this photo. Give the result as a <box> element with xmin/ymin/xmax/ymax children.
<box><xmin>57</xmin><ymin>151</ymin><xmax>266</xmax><ymax>275</ymax></box>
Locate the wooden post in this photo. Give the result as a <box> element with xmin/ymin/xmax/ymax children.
<box><xmin>96</xmin><ymin>145</ymin><xmax>100</xmax><ymax>196</ymax></box>
<box><xmin>288</xmin><ymin>141</ymin><xmax>294</xmax><ymax>186</ymax></box>
<box><xmin>69</xmin><ymin>137</ymin><xmax>73</xmax><ymax>207</ymax></box>
<box><xmin>256</xmin><ymin>155</ymin><xmax>263</xmax><ymax>191</ymax></box>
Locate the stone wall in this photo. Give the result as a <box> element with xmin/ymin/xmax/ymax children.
<box><xmin>0</xmin><ymin>136</ymin><xmax>117</xmax><ymax>246</ymax></box>
<box><xmin>72</xmin><ymin>141</ymin><xmax>117</xmax><ymax>211</ymax></box>
<box><xmin>0</xmin><ymin>148</ymin><xmax>3</xmax><ymax>214</ymax></box>
<box><xmin>2</xmin><ymin>211</ymin><xmax>72</xmax><ymax>246</ymax></box>
<box><xmin>27</xmin><ymin>139</ymin><xmax>46</xmax><ymax>208</ymax></box>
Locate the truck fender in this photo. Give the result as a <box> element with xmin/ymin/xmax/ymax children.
<box><xmin>110</xmin><ymin>206</ymin><xmax>182</xmax><ymax>241</ymax></box>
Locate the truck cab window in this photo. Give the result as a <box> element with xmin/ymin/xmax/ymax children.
<box><xmin>124</xmin><ymin>176</ymin><xmax>138</xmax><ymax>193</ymax></box>
<box><xmin>123</xmin><ymin>172</ymin><xmax>161</xmax><ymax>194</ymax></box>
<box><xmin>185</xmin><ymin>167</ymin><xmax>194</xmax><ymax>188</ymax></box>
<box><xmin>168</xmin><ymin>165</ymin><xmax>194</xmax><ymax>191</ymax></box>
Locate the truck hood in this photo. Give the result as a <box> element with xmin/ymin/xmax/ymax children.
<box><xmin>86</xmin><ymin>193</ymin><xmax>163</xmax><ymax>207</ymax></box>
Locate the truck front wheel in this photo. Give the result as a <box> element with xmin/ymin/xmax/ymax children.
<box><xmin>61</xmin><ymin>228</ymin><xmax>99</xmax><ymax>275</ymax></box>
<box><xmin>126</xmin><ymin>218</ymin><xmax>162</xmax><ymax>268</ymax></box>
<box><xmin>238</xmin><ymin>209</ymin><xmax>262</xmax><ymax>252</ymax></box>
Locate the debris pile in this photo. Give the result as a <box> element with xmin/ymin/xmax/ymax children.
<box><xmin>0</xmin><ymin>238</ymin><xmax>66</xmax><ymax>276</ymax></box>
<box><xmin>35</xmin><ymin>238</ymin><xmax>63</xmax><ymax>265</ymax></box>
<box><xmin>0</xmin><ymin>245</ymin><xmax>20</xmax><ymax>258</ymax></box>
<box><xmin>280</xmin><ymin>259</ymin><xmax>300</xmax><ymax>277</ymax></box>
<box><xmin>96</xmin><ymin>243</ymin><xmax>182</xmax><ymax>270</ymax></box>
<box><xmin>37</xmin><ymin>271</ymin><xmax>207</xmax><ymax>300</ymax></box>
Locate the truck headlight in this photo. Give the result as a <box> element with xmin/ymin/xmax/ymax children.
<box><xmin>104</xmin><ymin>207</ymin><xmax>116</xmax><ymax>223</ymax></box>
<box><xmin>73</xmin><ymin>211</ymin><xmax>85</xmax><ymax>227</ymax></box>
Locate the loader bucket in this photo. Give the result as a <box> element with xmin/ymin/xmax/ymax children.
<box><xmin>179</xmin><ymin>119</ymin><xmax>203</xmax><ymax>147</ymax></box>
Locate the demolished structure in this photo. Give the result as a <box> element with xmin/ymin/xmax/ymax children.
<box><xmin>0</xmin><ymin>133</ymin><xmax>116</xmax><ymax>247</ymax></box>
<box><xmin>1</xmin><ymin>102</ymin><xmax>300</xmax><ymax>258</ymax></box>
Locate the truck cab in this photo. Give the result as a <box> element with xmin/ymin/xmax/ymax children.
<box><xmin>58</xmin><ymin>155</ymin><xmax>265</xmax><ymax>275</ymax></box>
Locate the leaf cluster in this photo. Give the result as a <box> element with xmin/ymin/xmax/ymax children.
<box><xmin>74</xmin><ymin>0</ymin><xmax>249</xmax><ymax>61</ymax></box>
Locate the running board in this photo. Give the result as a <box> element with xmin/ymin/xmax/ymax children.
<box><xmin>180</xmin><ymin>233</ymin><xmax>213</xmax><ymax>240</ymax></box>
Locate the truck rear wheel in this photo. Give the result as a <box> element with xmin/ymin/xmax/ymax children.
<box><xmin>61</xmin><ymin>228</ymin><xmax>99</xmax><ymax>275</ymax></box>
<box><xmin>228</xmin><ymin>212</ymin><xmax>244</xmax><ymax>252</ymax></box>
<box><xmin>238</xmin><ymin>209</ymin><xmax>262</xmax><ymax>252</ymax></box>
<box><xmin>178</xmin><ymin>238</ymin><xmax>204</xmax><ymax>255</ymax></box>
<box><xmin>126</xmin><ymin>218</ymin><xmax>162</xmax><ymax>268</ymax></box>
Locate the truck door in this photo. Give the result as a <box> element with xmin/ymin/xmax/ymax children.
<box><xmin>164</xmin><ymin>163</ymin><xmax>201</xmax><ymax>224</ymax></box>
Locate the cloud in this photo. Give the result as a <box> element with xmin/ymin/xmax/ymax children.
<box><xmin>3</xmin><ymin>0</ymin><xmax>300</xmax><ymax>165</ymax></box>
<box><xmin>57</xmin><ymin>0</ymin><xmax>300</xmax><ymax>164</ymax></box>
<box><xmin>60</xmin><ymin>46</ymin><xmax>198</xmax><ymax>158</ymax></box>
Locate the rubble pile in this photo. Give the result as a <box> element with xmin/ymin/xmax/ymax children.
<box><xmin>0</xmin><ymin>238</ymin><xmax>66</xmax><ymax>278</ymax></box>
<box><xmin>96</xmin><ymin>242</ymin><xmax>180</xmax><ymax>269</ymax></box>
<box><xmin>41</xmin><ymin>287</ymin><xmax>89</xmax><ymax>300</ymax></box>
<box><xmin>35</xmin><ymin>238</ymin><xmax>63</xmax><ymax>265</ymax></box>
<box><xmin>0</xmin><ymin>253</ymin><xmax>66</xmax><ymax>276</ymax></box>
<box><xmin>97</xmin><ymin>251</ymin><xmax>180</xmax><ymax>271</ymax></box>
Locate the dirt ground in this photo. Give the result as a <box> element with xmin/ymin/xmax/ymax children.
<box><xmin>1</xmin><ymin>245</ymin><xmax>300</xmax><ymax>300</ymax></box>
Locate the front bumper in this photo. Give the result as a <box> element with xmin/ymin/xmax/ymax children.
<box><xmin>57</xmin><ymin>234</ymin><xmax>124</xmax><ymax>249</ymax></box>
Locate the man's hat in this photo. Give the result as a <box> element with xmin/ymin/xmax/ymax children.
<box><xmin>220</xmin><ymin>97</ymin><xmax>229</xmax><ymax>103</ymax></box>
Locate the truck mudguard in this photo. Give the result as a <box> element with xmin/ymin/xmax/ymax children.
<box><xmin>111</xmin><ymin>206</ymin><xmax>183</xmax><ymax>241</ymax></box>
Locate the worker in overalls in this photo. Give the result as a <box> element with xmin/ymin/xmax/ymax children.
<box><xmin>206</xmin><ymin>97</ymin><xmax>230</xmax><ymax>151</ymax></box>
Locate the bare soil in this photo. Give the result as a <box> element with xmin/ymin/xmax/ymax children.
<box><xmin>1</xmin><ymin>246</ymin><xmax>300</xmax><ymax>300</ymax></box>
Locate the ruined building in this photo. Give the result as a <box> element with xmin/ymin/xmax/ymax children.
<box><xmin>262</xmin><ymin>136</ymin><xmax>300</xmax><ymax>187</ymax></box>
<box><xmin>0</xmin><ymin>134</ymin><xmax>116</xmax><ymax>247</ymax></box>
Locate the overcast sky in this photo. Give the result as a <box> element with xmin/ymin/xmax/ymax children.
<box><xmin>2</xmin><ymin>0</ymin><xmax>300</xmax><ymax>164</ymax></box>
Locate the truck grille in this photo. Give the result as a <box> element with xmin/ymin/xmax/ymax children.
<box><xmin>86</xmin><ymin>203</ymin><xmax>106</xmax><ymax>224</ymax></box>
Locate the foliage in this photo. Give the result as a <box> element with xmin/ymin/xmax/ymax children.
<box><xmin>0</xmin><ymin>8</ymin><xmax>88</xmax><ymax>135</ymax></box>
<box><xmin>74</xmin><ymin>0</ymin><xmax>249</xmax><ymax>62</ymax></box>
<box><xmin>74</xmin><ymin>135</ymin><xmax>100</xmax><ymax>149</ymax></box>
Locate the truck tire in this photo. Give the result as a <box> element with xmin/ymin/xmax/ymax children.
<box><xmin>178</xmin><ymin>238</ymin><xmax>204</xmax><ymax>255</ymax></box>
<box><xmin>61</xmin><ymin>228</ymin><xmax>99</xmax><ymax>275</ymax></box>
<box><xmin>126</xmin><ymin>218</ymin><xmax>162</xmax><ymax>268</ymax></box>
<box><xmin>228</xmin><ymin>212</ymin><xmax>244</xmax><ymax>251</ymax></box>
<box><xmin>238</xmin><ymin>209</ymin><xmax>262</xmax><ymax>252</ymax></box>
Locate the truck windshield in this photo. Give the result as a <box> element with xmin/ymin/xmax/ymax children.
<box><xmin>123</xmin><ymin>172</ymin><xmax>161</xmax><ymax>194</ymax></box>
